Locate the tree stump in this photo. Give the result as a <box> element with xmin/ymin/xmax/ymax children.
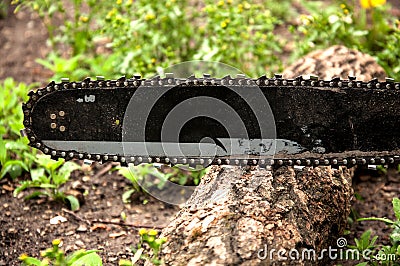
<box><xmin>159</xmin><ymin>166</ymin><xmax>353</xmax><ymax>265</ymax></box>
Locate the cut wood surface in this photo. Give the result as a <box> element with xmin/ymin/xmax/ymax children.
<box><xmin>159</xmin><ymin>166</ymin><xmax>353</xmax><ymax>265</ymax></box>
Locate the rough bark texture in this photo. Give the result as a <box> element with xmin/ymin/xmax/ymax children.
<box><xmin>282</xmin><ymin>45</ymin><xmax>386</xmax><ymax>81</ymax></box>
<box><xmin>160</xmin><ymin>166</ymin><xmax>353</xmax><ymax>265</ymax></box>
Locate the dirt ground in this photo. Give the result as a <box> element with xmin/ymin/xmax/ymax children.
<box><xmin>0</xmin><ymin>2</ymin><xmax>399</xmax><ymax>266</ymax></box>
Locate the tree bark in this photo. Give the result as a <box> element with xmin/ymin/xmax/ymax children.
<box><xmin>160</xmin><ymin>166</ymin><xmax>353</xmax><ymax>265</ymax></box>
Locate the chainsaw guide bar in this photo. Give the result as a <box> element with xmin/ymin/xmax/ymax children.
<box><xmin>21</xmin><ymin>74</ymin><xmax>400</xmax><ymax>168</ymax></box>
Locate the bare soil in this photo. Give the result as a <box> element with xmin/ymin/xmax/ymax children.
<box><xmin>0</xmin><ymin>3</ymin><xmax>399</xmax><ymax>266</ymax></box>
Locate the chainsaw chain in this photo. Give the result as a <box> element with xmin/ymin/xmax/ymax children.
<box><xmin>22</xmin><ymin>74</ymin><xmax>400</xmax><ymax>167</ymax></box>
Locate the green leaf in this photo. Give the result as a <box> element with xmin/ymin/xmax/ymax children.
<box><xmin>119</xmin><ymin>259</ymin><xmax>133</xmax><ymax>266</ymax></box>
<box><xmin>14</xmin><ymin>181</ymin><xmax>32</xmax><ymax>196</ymax></box>
<box><xmin>65</xmin><ymin>195</ymin><xmax>80</xmax><ymax>211</ymax></box>
<box><xmin>392</xmin><ymin>198</ymin><xmax>400</xmax><ymax>221</ymax></box>
<box><xmin>25</xmin><ymin>191</ymin><xmax>47</xmax><ymax>200</ymax></box>
<box><xmin>5</xmin><ymin>141</ymin><xmax>29</xmax><ymax>150</ymax></box>
<box><xmin>122</xmin><ymin>189</ymin><xmax>135</xmax><ymax>203</ymax></box>
<box><xmin>358</xmin><ymin>217</ymin><xmax>395</xmax><ymax>225</ymax></box>
<box><xmin>70</xmin><ymin>251</ymin><xmax>102</xmax><ymax>266</ymax></box>
<box><xmin>19</xmin><ymin>256</ymin><xmax>42</xmax><ymax>265</ymax></box>
<box><xmin>35</xmin><ymin>155</ymin><xmax>64</xmax><ymax>172</ymax></box>
<box><xmin>0</xmin><ymin>137</ymin><xmax>7</xmax><ymax>165</ymax></box>
<box><xmin>391</xmin><ymin>231</ymin><xmax>400</xmax><ymax>243</ymax></box>
<box><xmin>30</xmin><ymin>168</ymin><xmax>46</xmax><ymax>182</ymax></box>
<box><xmin>355</xmin><ymin>262</ymin><xmax>369</xmax><ymax>266</ymax></box>
<box><xmin>0</xmin><ymin>160</ymin><xmax>27</xmax><ymax>179</ymax></box>
<box><xmin>53</xmin><ymin>161</ymin><xmax>79</xmax><ymax>186</ymax></box>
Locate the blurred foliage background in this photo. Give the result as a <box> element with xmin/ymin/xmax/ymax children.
<box><xmin>8</xmin><ymin>0</ymin><xmax>400</xmax><ymax>80</ymax></box>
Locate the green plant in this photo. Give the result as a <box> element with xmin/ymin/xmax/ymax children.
<box><xmin>0</xmin><ymin>136</ymin><xmax>36</xmax><ymax>180</ymax></box>
<box><xmin>0</xmin><ymin>78</ymin><xmax>37</xmax><ymax>180</ymax></box>
<box><xmin>14</xmin><ymin>155</ymin><xmax>81</xmax><ymax>210</ymax></box>
<box><xmin>12</xmin><ymin>0</ymin><xmax>100</xmax><ymax>56</ymax></box>
<box><xmin>347</xmin><ymin>230</ymin><xmax>379</xmax><ymax>255</ymax></box>
<box><xmin>19</xmin><ymin>238</ymin><xmax>103</xmax><ymax>266</ymax></box>
<box><xmin>290</xmin><ymin>1</ymin><xmax>400</xmax><ymax>80</ymax></box>
<box><xmin>347</xmin><ymin>198</ymin><xmax>400</xmax><ymax>265</ymax></box>
<box><xmin>0</xmin><ymin>78</ymin><xmax>33</xmax><ymax>138</ymax></box>
<box><xmin>118</xmin><ymin>164</ymin><xmax>171</xmax><ymax>203</ymax></box>
<box><xmin>196</xmin><ymin>0</ymin><xmax>284</xmax><ymax>76</ymax></box>
<box><xmin>125</xmin><ymin>229</ymin><xmax>167</xmax><ymax>265</ymax></box>
<box><xmin>118</xmin><ymin>164</ymin><xmax>207</xmax><ymax>203</ymax></box>
<box><xmin>14</xmin><ymin>0</ymin><xmax>290</xmax><ymax>80</ymax></box>
<box><xmin>118</xmin><ymin>229</ymin><xmax>167</xmax><ymax>265</ymax></box>
<box><xmin>0</xmin><ymin>0</ymin><xmax>8</xmax><ymax>18</ymax></box>
<box><xmin>166</xmin><ymin>164</ymin><xmax>207</xmax><ymax>186</ymax></box>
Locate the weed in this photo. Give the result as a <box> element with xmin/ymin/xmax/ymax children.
<box><xmin>14</xmin><ymin>155</ymin><xmax>81</xmax><ymax>210</ymax></box>
<box><xmin>346</xmin><ymin>198</ymin><xmax>400</xmax><ymax>265</ymax></box>
<box><xmin>19</xmin><ymin>238</ymin><xmax>103</xmax><ymax>265</ymax></box>
<box><xmin>290</xmin><ymin>1</ymin><xmax>400</xmax><ymax>80</ymax></box>
<box><xmin>123</xmin><ymin>228</ymin><xmax>167</xmax><ymax>265</ymax></box>
<box><xmin>0</xmin><ymin>78</ymin><xmax>36</xmax><ymax>180</ymax></box>
<box><xmin>117</xmin><ymin>164</ymin><xmax>171</xmax><ymax>203</ymax></box>
<box><xmin>118</xmin><ymin>164</ymin><xmax>207</xmax><ymax>203</ymax></box>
